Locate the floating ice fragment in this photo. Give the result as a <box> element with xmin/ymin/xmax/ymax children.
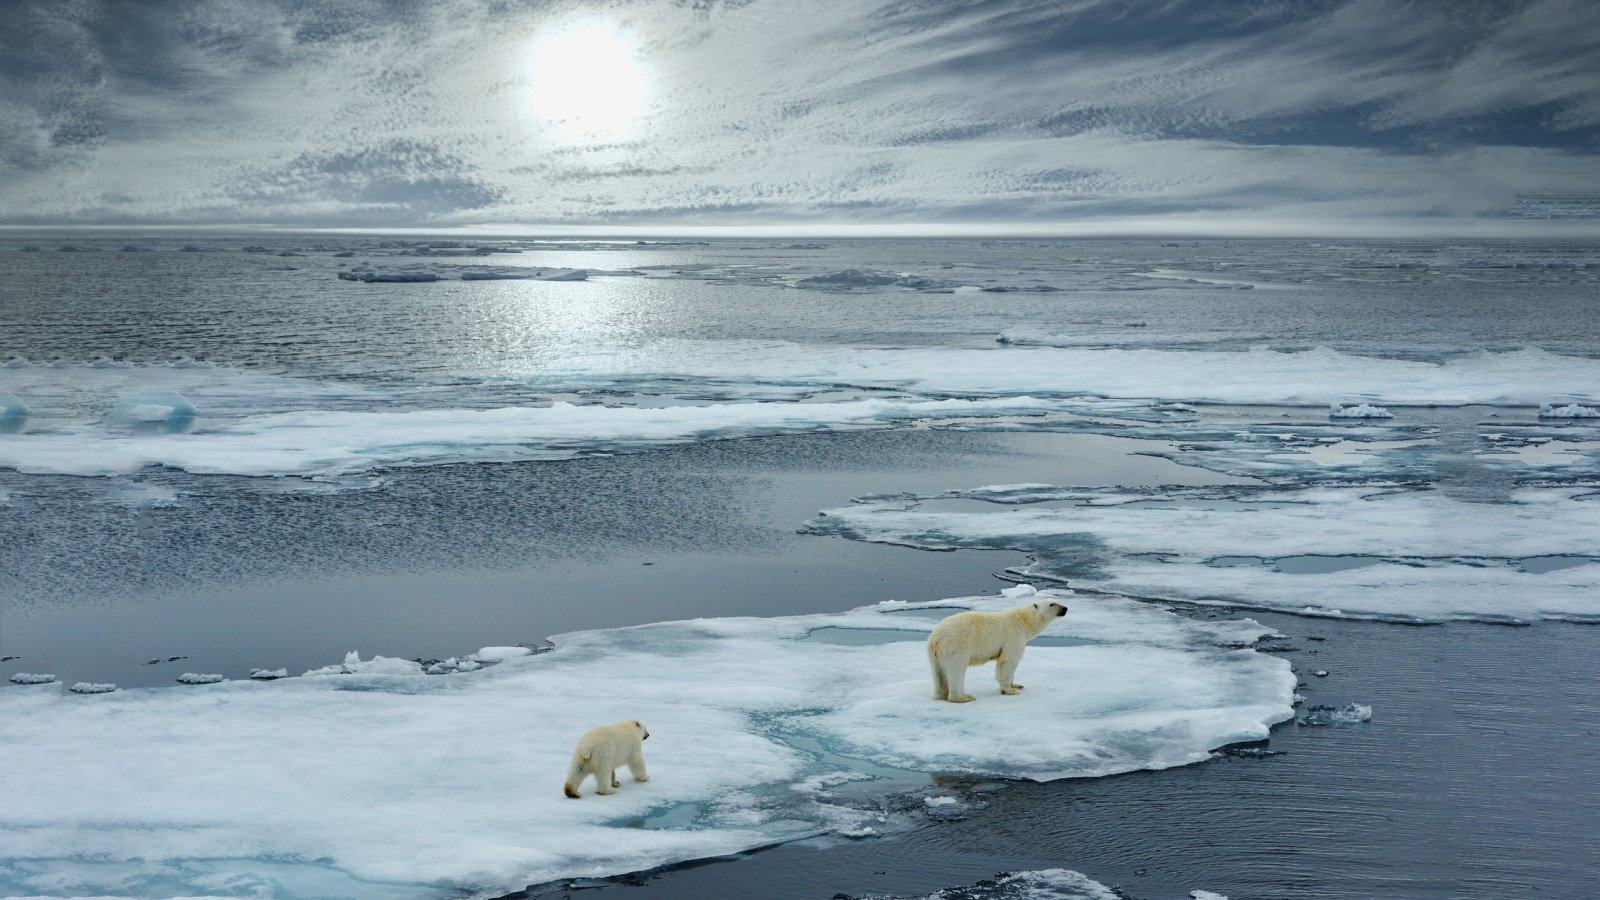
<box><xmin>1540</xmin><ymin>403</ymin><xmax>1600</xmax><ymax>418</ymax></box>
<box><xmin>9</xmin><ymin>673</ymin><xmax>55</xmax><ymax>685</ymax></box>
<box><xmin>852</xmin><ymin>868</ymin><xmax>1121</xmax><ymax>900</ymax></box>
<box><xmin>923</xmin><ymin>795</ymin><xmax>959</xmax><ymax>807</ymax></box>
<box><xmin>1329</xmin><ymin>402</ymin><xmax>1393</xmax><ymax>418</ymax></box>
<box><xmin>471</xmin><ymin>646</ymin><xmax>533</xmax><ymax>663</ymax></box>
<box><xmin>1192</xmin><ymin>892</ymin><xmax>1231</xmax><ymax>900</ymax></box>
<box><xmin>303</xmin><ymin>651</ymin><xmax>424</xmax><ymax>677</ymax></box>
<box><xmin>177</xmin><ymin>673</ymin><xmax>225</xmax><ymax>685</ymax></box>
<box><xmin>69</xmin><ymin>683</ymin><xmax>117</xmax><ymax>694</ymax></box>
<box><xmin>1313</xmin><ymin>670</ymin><xmax>1329</xmax><ymax>677</ymax></box>
<box><xmin>250</xmin><ymin>668</ymin><xmax>288</xmax><ymax>680</ymax></box>
<box><xmin>1000</xmin><ymin>584</ymin><xmax>1038</xmax><ymax>598</ymax></box>
<box><xmin>1298</xmin><ymin>703</ymin><xmax>1372</xmax><ymax>726</ymax></box>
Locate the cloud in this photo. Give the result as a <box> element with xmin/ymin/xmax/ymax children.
<box><xmin>0</xmin><ymin>0</ymin><xmax>1595</xmax><ymax>232</ymax></box>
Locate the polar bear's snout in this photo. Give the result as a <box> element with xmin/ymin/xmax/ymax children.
<box><xmin>1051</xmin><ymin>602</ymin><xmax>1068</xmax><ymax>617</ymax></box>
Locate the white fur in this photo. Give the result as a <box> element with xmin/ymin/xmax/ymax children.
<box><xmin>926</xmin><ymin>599</ymin><xmax>1067</xmax><ymax>703</ymax></box>
<box><xmin>563</xmin><ymin>719</ymin><xmax>650</xmax><ymax>798</ymax></box>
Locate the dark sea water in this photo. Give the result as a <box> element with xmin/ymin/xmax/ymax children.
<box><xmin>2</xmin><ymin>236</ymin><xmax>1598</xmax><ymax>899</ymax></box>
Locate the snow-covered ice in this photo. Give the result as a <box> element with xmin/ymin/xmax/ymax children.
<box><xmin>807</xmin><ymin>485</ymin><xmax>1600</xmax><ymax>623</ymax></box>
<box><xmin>9</xmin><ymin>673</ymin><xmax>56</xmax><ymax>685</ymax></box>
<box><xmin>0</xmin><ymin>396</ymin><xmax>1061</xmax><ymax>477</ymax></box>
<box><xmin>248</xmin><ymin>668</ymin><xmax>288</xmax><ymax>680</ymax></box>
<box><xmin>1540</xmin><ymin>402</ymin><xmax>1600</xmax><ymax>418</ymax></box>
<box><xmin>1329</xmin><ymin>402</ymin><xmax>1393</xmax><ymax>418</ymax></box>
<box><xmin>526</xmin><ymin>341</ymin><xmax>1600</xmax><ymax>408</ymax></box>
<box><xmin>175</xmin><ymin>673</ymin><xmax>225</xmax><ymax>685</ymax></box>
<box><xmin>0</xmin><ymin>591</ymin><xmax>1291</xmax><ymax>898</ymax></box>
<box><xmin>68</xmin><ymin>683</ymin><xmax>117</xmax><ymax>695</ymax></box>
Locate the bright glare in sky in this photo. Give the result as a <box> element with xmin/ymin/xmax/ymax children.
<box><xmin>525</xmin><ymin>22</ymin><xmax>649</xmax><ymax>140</ymax></box>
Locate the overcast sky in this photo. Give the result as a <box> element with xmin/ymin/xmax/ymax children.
<box><xmin>2</xmin><ymin>0</ymin><xmax>1596</xmax><ymax>234</ymax></box>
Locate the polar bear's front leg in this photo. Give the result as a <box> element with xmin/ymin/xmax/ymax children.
<box><xmin>628</xmin><ymin>747</ymin><xmax>649</xmax><ymax>783</ymax></box>
<box><xmin>997</xmin><ymin>642</ymin><xmax>1026</xmax><ymax>695</ymax></box>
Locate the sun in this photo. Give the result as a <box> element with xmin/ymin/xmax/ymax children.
<box><xmin>525</xmin><ymin>21</ymin><xmax>649</xmax><ymax>141</ymax></box>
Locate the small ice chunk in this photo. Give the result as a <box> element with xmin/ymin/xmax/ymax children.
<box><xmin>1540</xmin><ymin>402</ymin><xmax>1600</xmax><ymax>418</ymax></box>
<box><xmin>923</xmin><ymin>795</ymin><xmax>959</xmax><ymax>807</ymax></box>
<box><xmin>1191</xmin><ymin>892</ymin><xmax>1230</xmax><ymax>900</ymax></box>
<box><xmin>303</xmin><ymin>651</ymin><xmax>424</xmax><ymax>677</ymax></box>
<box><xmin>9</xmin><ymin>673</ymin><xmax>56</xmax><ymax>685</ymax></box>
<box><xmin>471</xmin><ymin>646</ymin><xmax>533</xmax><ymax>663</ymax></box>
<box><xmin>1000</xmin><ymin>584</ymin><xmax>1038</xmax><ymax>598</ymax></box>
<box><xmin>1313</xmin><ymin>670</ymin><xmax>1329</xmax><ymax>677</ymax></box>
<box><xmin>177</xmin><ymin>673</ymin><xmax>225</xmax><ymax>685</ymax></box>
<box><xmin>1329</xmin><ymin>402</ymin><xmax>1393</xmax><ymax>418</ymax></box>
<box><xmin>250</xmin><ymin>668</ymin><xmax>288</xmax><ymax>680</ymax></box>
<box><xmin>69</xmin><ymin>683</ymin><xmax>118</xmax><ymax>694</ymax></box>
<box><xmin>1298</xmin><ymin>703</ymin><xmax>1372</xmax><ymax>726</ymax></box>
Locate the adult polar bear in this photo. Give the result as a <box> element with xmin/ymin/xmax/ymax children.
<box><xmin>927</xmin><ymin>598</ymin><xmax>1068</xmax><ymax>702</ymax></box>
<box><xmin>564</xmin><ymin>719</ymin><xmax>650</xmax><ymax>798</ymax></box>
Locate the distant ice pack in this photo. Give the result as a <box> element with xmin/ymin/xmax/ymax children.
<box><xmin>806</xmin><ymin>485</ymin><xmax>1600</xmax><ymax>624</ymax></box>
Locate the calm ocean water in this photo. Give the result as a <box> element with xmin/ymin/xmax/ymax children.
<box><xmin>2</xmin><ymin>236</ymin><xmax>1597</xmax><ymax>899</ymax></box>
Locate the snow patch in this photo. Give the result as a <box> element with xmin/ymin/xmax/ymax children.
<box><xmin>9</xmin><ymin>673</ymin><xmax>56</xmax><ymax>685</ymax></box>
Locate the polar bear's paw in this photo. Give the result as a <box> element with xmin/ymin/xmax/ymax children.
<box><xmin>948</xmin><ymin>693</ymin><xmax>975</xmax><ymax>703</ymax></box>
<box><xmin>1001</xmin><ymin>684</ymin><xmax>1023</xmax><ymax>695</ymax></box>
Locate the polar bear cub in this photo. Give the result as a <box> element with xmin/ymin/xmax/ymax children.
<box><xmin>927</xmin><ymin>599</ymin><xmax>1068</xmax><ymax>702</ymax></box>
<box><xmin>563</xmin><ymin>719</ymin><xmax>650</xmax><ymax>798</ymax></box>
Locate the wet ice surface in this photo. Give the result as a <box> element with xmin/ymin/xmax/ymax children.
<box><xmin>0</xmin><ymin>591</ymin><xmax>1292</xmax><ymax>899</ymax></box>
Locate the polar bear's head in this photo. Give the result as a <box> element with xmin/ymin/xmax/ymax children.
<box><xmin>1032</xmin><ymin>600</ymin><xmax>1068</xmax><ymax>618</ymax></box>
<box><xmin>628</xmin><ymin>719</ymin><xmax>650</xmax><ymax>741</ymax></box>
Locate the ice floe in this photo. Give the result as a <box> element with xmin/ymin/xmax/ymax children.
<box><xmin>68</xmin><ymin>683</ymin><xmax>117</xmax><ymax>695</ymax></box>
<box><xmin>0</xmin><ymin>396</ymin><xmax>1060</xmax><ymax>477</ymax></box>
<box><xmin>175</xmin><ymin>672</ymin><xmax>225</xmax><ymax>685</ymax></box>
<box><xmin>1540</xmin><ymin>402</ymin><xmax>1600</xmax><ymax>418</ymax></box>
<box><xmin>848</xmin><ymin>869</ymin><xmax>1121</xmax><ymax>900</ymax></box>
<box><xmin>528</xmin><ymin>341</ymin><xmax>1600</xmax><ymax>408</ymax></box>
<box><xmin>0</xmin><ymin>591</ymin><xmax>1291</xmax><ymax>898</ymax></box>
<box><xmin>806</xmin><ymin>485</ymin><xmax>1600</xmax><ymax>623</ymax></box>
<box><xmin>1328</xmin><ymin>402</ymin><xmax>1393</xmax><ymax>419</ymax></box>
<box><xmin>8</xmin><ymin>673</ymin><xmax>56</xmax><ymax>685</ymax></box>
<box><xmin>337</xmin><ymin>264</ymin><xmax>586</xmax><ymax>282</ymax></box>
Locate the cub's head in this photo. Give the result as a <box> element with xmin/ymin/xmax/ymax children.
<box><xmin>629</xmin><ymin>719</ymin><xmax>650</xmax><ymax>741</ymax></box>
<box><xmin>1031</xmin><ymin>600</ymin><xmax>1068</xmax><ymax>618</ymax></box>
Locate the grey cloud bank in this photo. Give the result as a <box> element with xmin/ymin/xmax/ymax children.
<box><xmin>1</xmin><ymin>0</ymin><xmax>1596</xmax><ymax>235</ymax></box>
